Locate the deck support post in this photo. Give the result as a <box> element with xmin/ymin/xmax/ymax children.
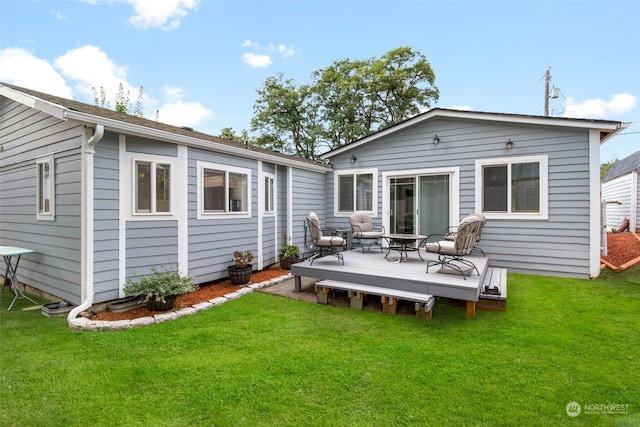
<box><xmin>466</xmin><ymin>301</ymin><xmax>476</xmax><ymax>318</ymax></box>
<box><xmin>315</xmin><ymin>286</ymin><xmax>329</xmax><ymax>304</ymax></box>
<box><xmin>381</xmin><ymin>296</ymin><xmax>398</xmax><ymax>314</ymax></box>
<box><xmin>348</xmin><ymin>290</ymin><xmax>363</xmax><ymax>310</ymax></box>
<box><xmin>415</xmin><ymin>302</ymin><xmax>433</xmax><ymax>320</ymax></box>
<box><xmin>294</xmin><ymin>275</ymin><xmax>302</xmax><ymax>292</ymax></box>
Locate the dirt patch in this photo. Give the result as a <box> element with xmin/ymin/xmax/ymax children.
<box><xmin>92</xmin><ymin>267</ymin><xmax>290</xmax><ymax>321</ymax></box>
<box><xmin>601</xmin><ymin>232</ymin><xmax>640</xmax><ymax>270</ymax></box>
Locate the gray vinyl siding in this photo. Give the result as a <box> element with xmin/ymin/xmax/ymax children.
<box><xmin>0</xmin><ymin>99</ymin><xmax>83</xmax><ymax>303</ymax></box>
<box><xmin>125</xmin><ymin>221</ymin><xmax>179</xmax><ymax>279</ymax></box>
<box><xmin>328</xmin><ymin>118</ymin><xmax>595</xmax><ymax>278</ymax></box>
<box><xmin>291</xmin><ymin>168</ymin><xmax>326</xmax><ymax>253</ymax></box>
<box><xmin>93</xmin><ymin>133</ymin><xmax>120</xmax><ymax>302</ymax></box>
<box><xmin>187</xmin><ymin>148</ymin><xmax>259</xmax><ymax>284</ymax></box>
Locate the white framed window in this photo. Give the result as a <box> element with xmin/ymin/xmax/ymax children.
<box><xmin>334</xmin><ymin>168</ymin><xmax>377</xmax><ymax>216</ymax></box>
<box><xmin>197</xmin><ymin>161</ymin><xmax>252</xmax><ymax>219</ymax></box>
<box><xmin>125</xmin><ymin>153</ymin><xmax>177</xmax><ymax>219</ymax></box>
<box><xmin>36</xmin><ymin>155</ymin><xmax>55</xmax><ymax>221</ymax></box>
<box><xmin>262</xmin><ymin>172</ymin><xmax>275</xmax><ymax>215</ymax></box>
<box><xmin>475</xmin><ymin>155</ymin><xmax>548</xmax><ymax>220</ymax></box>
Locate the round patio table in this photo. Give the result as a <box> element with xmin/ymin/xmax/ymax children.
<box><xmin>382</xmin><ymin>234</ymin><xmax>428</xmax><ymax>262</ymax></box>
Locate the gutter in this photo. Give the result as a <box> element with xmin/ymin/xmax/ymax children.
<box><xmin>67</xmin><ymin>124</ymin><xmax>104</xmax><ymax>325</ymax></box>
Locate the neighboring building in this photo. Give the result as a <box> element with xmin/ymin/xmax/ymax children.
<box><xmin>602</xmin><ymin>150</ymin><xmax>640</xmax><ymax>232</ymax></box>
<box><xmin>0</xmin><ymin>83</ymin><xmax>628</xmax><ymax>313</ymax></box>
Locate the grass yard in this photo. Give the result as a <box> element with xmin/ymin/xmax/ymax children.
<box><xmin>1</xmin><ymin>266</ymin><xmax>639</xmax><ymax>426</ymax></box>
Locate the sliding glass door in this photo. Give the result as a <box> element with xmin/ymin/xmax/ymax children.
<box><xmin>388</xmin><ymin>174</ymin><xmax>450</xmax><ymax>240</ymax></box>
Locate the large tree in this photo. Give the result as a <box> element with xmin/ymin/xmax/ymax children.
<box><xmin>251</xmin><ymin>47</ymin><xmax>439</xmax><ymax>159</ymax></box>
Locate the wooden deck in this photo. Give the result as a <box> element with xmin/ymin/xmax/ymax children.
<box><xmin>291</xmin><ymin>249</ymin><xmax>494</xmax><ymax>318</ymax></box>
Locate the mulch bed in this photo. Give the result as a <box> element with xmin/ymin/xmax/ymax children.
<box><xmin>601</xmin><ymin>232</ymin><xmax>640</xmax><ymax>271</ymax></box>
<box><xmin>92</xmin><ymin>267</ymin><xmax>290</xmax><ymax>321</ymax></box>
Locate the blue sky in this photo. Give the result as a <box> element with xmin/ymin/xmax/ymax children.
<box><xmin>1</xmin><ymin>0</ymin><xmax>638</xmax><ymax>162</ymax></box>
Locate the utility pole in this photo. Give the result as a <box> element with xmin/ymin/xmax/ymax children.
<box><xmin>544</xmin><ymin>68</ymin><xmax>551</xmax><ymax>116</ymax></box>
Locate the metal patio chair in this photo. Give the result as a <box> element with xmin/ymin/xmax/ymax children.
<box><xmin>306</xmin><ymin>212</ymin><xmax>346</xmax><ymax>265</ymax></box>
<box><xmin>349</xmin><ymin>213</ymin><xmax>385</xmax><ymax>253</ymax></box>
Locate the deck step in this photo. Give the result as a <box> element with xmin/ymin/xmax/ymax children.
<box><xmin>478</xmin><ymin>267</ymin><xmax>507</xmax><ymax>310</ymax></box>
<box><xmin>315</xmin><ymin>279</ymin><xmax>436</xmax><ymax>319</ymax></box>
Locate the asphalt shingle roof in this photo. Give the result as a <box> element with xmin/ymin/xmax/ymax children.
<box><xmin>604</xmin><ymin>150</ymin><xmax>640</xmax><ymax>182</ymax></box>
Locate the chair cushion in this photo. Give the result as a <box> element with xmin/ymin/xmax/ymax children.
<box><xmin>308</xmin><ymin>212</ymin><xmax>322</xmax><ymax>241</ymax></box>
<box><xmin>353</xmin><ymin>231</ymin><xmax>383</xmax><ymax>239</ymax></box>
<box><xmin>349</xmin><ymin>213</ymin><xmax>374</xmax><ymax>233</ymax></box>
<box><xmin>316</xmin><ymin>236</ymin><xmax>345</xmax><ymax>247</ymax></box>
<box><xmin>425</xmin><ymin>240</ymin><xmax>459</xmax><ymax>255</ymax></box>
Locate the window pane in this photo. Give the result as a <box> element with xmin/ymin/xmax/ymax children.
<box><xmin>136</xmin><ymin>162</ymin><xmax>151</xmax><ymax>212</ymax></box>
<box><xmin>355</xmin><ymin>173</ymin><xmax>373</xmax><ymax>211</ymax></box>
<box><xmin>203</xmin><ymin>169</ymin><xmax>225</xmax><ymax>212</ymax></box>
<box><xmin>512</xmin><ymin>162</ymin><xmax>540</xmax><ymax>212</ymax></box>
<box><xmin>264</xmin><ymin>177</ymin><xmax>274</xmax><ymax>212</ymax></box>
<box><xmin>338</xmin><ymin>175</ymin><xmax>354</xmax><ymax>211</ymax></box>
<box><xmin>229</xmin><ymin>172</ymin><xmax>248</xmax><ymax>212</ymax></box>
<box><xmin>38</xmin><ymin>161</ymin><xmax>51</xmax><ymax>214</ymax></box>
<box><xmin>155</xmin><ymin>163</ymin><xmax>171</xmax><ymax>212</ymax></box>
<box><xmin>483</xmin><ymin>165</ymin><xmax>507</xmax><ymax>212</ymax></box>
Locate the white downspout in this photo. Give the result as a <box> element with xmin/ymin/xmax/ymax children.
<box><xmin>67</xmin><ymin>124</ymin><xmax>104</xmax><ymax>325</ymax></box>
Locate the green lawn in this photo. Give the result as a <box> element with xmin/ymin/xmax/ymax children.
<box><xmin>1</xmin><ymin>266</ymin><xmax>639</xmax><ymax>426</ymax></box>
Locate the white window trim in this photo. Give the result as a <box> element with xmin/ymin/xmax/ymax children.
<box><xmin>36</xmin><ymin>154</ymin><xmax>55</xmax><ymax>221</ymax></box>
<box><xmin>475</xmin><ymin>155</ymin><xmax>548</xmax><ymax>220</ymax></box>
<box><xmin>333</xmin><ymin>168</ymin><xmax>378</xmax><ymax>217</ymax></box>
<box><xmin>124</xmin><ymin>152</ymin><xmax>178</xmax><ymax>221</ymax></box>
<box><xmin>197</xmin><ymin>161</ymin><xmax>252</xmax><ymax>219</ymax></box>
<box><xmin>260</xmin><ymin>171</ymin><xmax>276</xmax><ymax>216</ymax></box>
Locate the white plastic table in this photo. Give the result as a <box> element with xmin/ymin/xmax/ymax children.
<box><xmin>0</xmin><ymin>246</ymin><xmax>37</xmax><ymax>310</ymax></box>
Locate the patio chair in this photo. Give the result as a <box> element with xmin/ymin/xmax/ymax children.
<box><xmin>424</xmin><ymin>216</ymin><xmax>484</xmax><ymax>279</ymax></box>
<box><xmin>306</xmin><ymin>212</ymin><xmax>347</xmax><ymax>265</ymax></box>
<box><xmin>349</xmin><ymin>213</ymin><xmax>385</xmax><ymax>253</ymax></box>
<box><xmin>444</xmin><ymin>213</ymin><xmax>487</xmax><ymax>256</ymax></box>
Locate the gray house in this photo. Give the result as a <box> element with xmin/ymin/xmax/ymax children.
<box><xmin>602</xmin><ymin>150</ymin><xmax>640</xmax><ymax>232</ymax></box>
<box><xmin>0</xmin><ymin>83</ymin><xmax>628</xmax><ymax>315</ymax></box>
<box><xmin>321</xmin><ymin>109</ymin><xmax>627</xmax><ymax>279</ymax></box>
<box><xmin>0</xmin><ymin>83</ymin><xmax>329</xmax><ymax>311</ymax></box>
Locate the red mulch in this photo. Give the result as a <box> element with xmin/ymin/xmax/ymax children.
<box><xmin>601</xmin><ymin>232</ymin><xmax>640</xmax><ymax>270</ymax></box>
<box><xmin>92</xmin><ymin>267</ymin><xmax>290</xmax><ymax>321</ymax></box>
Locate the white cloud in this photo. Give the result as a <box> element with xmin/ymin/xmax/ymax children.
<box><xmin>278</xmin><ymin>44</ymin><xmax>295</xmax><ymax>58</ymax></box>
<box><xmin>1</xmin><ymin>45</ymin><xmax>214</xmax><ymax>129</ymax></box>
<box><xmin>241</xmin><ymin>40</ymin><xmax>295</xmax><ymax>68</ymax></box>
<box><xmin>86</xmin><ymin>0</ymin><xmax>199</xmax><ymax>30</ymax></box>
<box><xmin>242</xmin><ymin>40</ymin><xmax>259</xmax><ymax>49</ymax></box>
<box><xmin>0</xmin><ymin>47</ymin><xmax>73</xmax><ymax>98</ymax></box>
<box><xmin>158</xmin><ymin>85</ymin><xmax>213</xmax><ymax>127</ymax></box>
<box><xmin>53</xmin><ymin>45</ymin><xmax>131</xmax><ymax>99</ymax></box>
<box><xmin>563</xmin><ymin>93</ymin><xmax>637</xmax><ymax>118</ymax></box>
<box><xmin>242</xmin><ymin>52</ymin><xmax>272</xmax><ymax>68</ymax></box>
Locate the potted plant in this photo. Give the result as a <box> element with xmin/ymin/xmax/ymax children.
<box><xmin>278</xmin><ymin>233</ymin><xmax>301</xmax><ymax>270</ymax></box>
<box><xmin>123</xmin><ymin>265</ymin><xmax>197</xmax><ymax>311</ymax></box>
<box><xmin>228</xmin><ymin>250</ymin><xmax>254</xmax><ymax>285</ymax></box>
